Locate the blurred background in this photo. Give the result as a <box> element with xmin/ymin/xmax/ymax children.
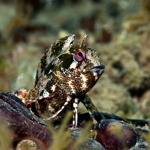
<box><xmin>0</xmin><ymin>0</ymin><xmax>150</xmax><ymax>120</ymax></box>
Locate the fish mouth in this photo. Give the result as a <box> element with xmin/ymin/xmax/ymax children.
<box><xmin>90</xmin><ymin>63</ymin><xmax>105</xmax><ymax>77</ymax></box>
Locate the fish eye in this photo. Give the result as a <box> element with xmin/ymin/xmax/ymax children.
<box><xmin>74</xmin><ymin>49</ymin><xmax>86</xmax><ymax>62</ymax></box>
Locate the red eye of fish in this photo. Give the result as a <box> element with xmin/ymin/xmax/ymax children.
<box><xmin>74</xmin><ymin>49</ymin><xmax>86</xmax><ymax>62</ymax></box>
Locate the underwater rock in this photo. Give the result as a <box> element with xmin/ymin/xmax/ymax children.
<box><xmin>0</xmin><ymin>93</ymin><xmax>149</xmax><ymax>150</ymax></box>
<box><xmin>70</xmin><ymin>128</ymin><xmax>105</xmax><ymax>150</ymax></box>
<box><xmin>0</xmin><ymin>92</ymin><xmax>52</xmax><ymax>149</ymax></box>
<box><xmin>141</xmin><ymin>90</ymin><xmax>150</xmax><ymax>119</ymax></box>
<box><xmin>95</xmin><ymin>119</ymin><xmax>138</xmax><ymax>150</ymax></box>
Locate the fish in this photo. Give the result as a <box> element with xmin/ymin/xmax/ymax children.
<box><xmin>16</xmin><ymin>34</ymin><xmax>105</xmax><ymax>127</ymax></box>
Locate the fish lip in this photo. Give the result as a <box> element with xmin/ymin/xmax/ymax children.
<box><xmin>90</xmin><ymin>63</ymin><xmax>105</xmax><ymax>75</ymax></box>
<box><xmin>93</xmin><ymin>63</ymin><xmax>105</xmax><ymax>70</ymax></box>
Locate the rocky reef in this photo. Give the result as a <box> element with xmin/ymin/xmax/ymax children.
<box><xmin>0</xmin><ymin>0</ymin><xmax>150</xmax><ymax>149</ymax></box>
<box><xmin>0</xmin><ymin>92</ymin><xmax>149</xmax><ymax>149</ymax></box>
